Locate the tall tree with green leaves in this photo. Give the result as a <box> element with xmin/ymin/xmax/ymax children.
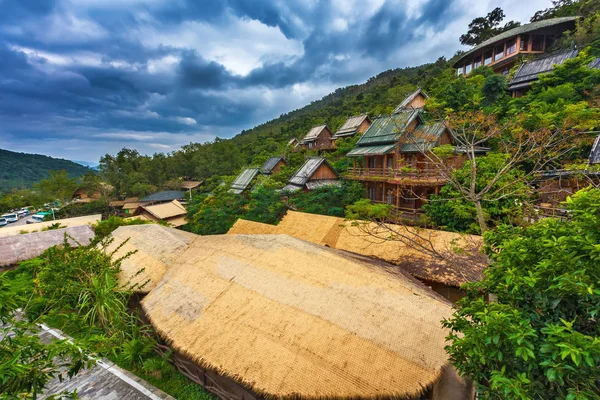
<box><xmin>459</xmin><ymin>7</ymin><xmax>520</xmax><ymax>46</ymax></box>
<box><xmin>443</xmin><ymin>187</ymin><xmax>600</xmax><ymax>399</ymax></box>
<box><xmin>35</xmin><ymin>170</ymin><xmax>79</xmax><ymax>205</ymax></box>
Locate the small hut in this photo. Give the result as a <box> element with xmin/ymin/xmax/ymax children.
<box><xmin>283</xmin><ymin>157</ymin><xmax>340</xmax><ymax>192</ymax></box>
<box><xmin>299</xmin><ymin>125</ymin><xmax>334</xmax><ymax>150</ymax></box>
<box><xmin>133</xmin><ymin>200</ymin><xmax>187</xmax><ymax>227</ymax></box>
<box><xmin>259</xmin><ymin>157</ymin><xmax>286</xmax><ymax>175</ymax></box>
<box><xmin>140</xmin><ymin>191</ymin><xmax>185</xmax><ymax>205</ymax></box>
<box><xmin>392</xmin><ymin>88</ymin><xmax>429</xmax><ymax>113</ymax></box>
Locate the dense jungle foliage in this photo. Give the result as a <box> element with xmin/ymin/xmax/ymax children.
<box><xmin>0</xmin><ymin>148</ymin><xmax>92</xmax><ymax>193</ymax></box>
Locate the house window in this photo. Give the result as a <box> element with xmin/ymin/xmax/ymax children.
<box><xmin>520</xmin><ymin>35</ymin><xmax>529</xmax><ymax>51</ymax></box>
<box><xmin>473</xmin><ymin>55</ymin><xmax>482</xmax><ymax>69</ymax></box>
<box><xmin>457</xmin><ymin>66</ymin><xmax>463</xmax><ymax>76</ymax></box>
<box><xmin>387</xmin><ymin>156</ymin><xmax>394</xmax><ymax>169</ymax></box>
<box><xmin>494</xmin><ymin>45</ymin><xmax>505</xmax><ymax>61</ymax></box>
<box><xmin>386</xmin><ymin>191</ymin><xmax>394</xmax><ymax>205</ymax></box>
<box><xmin>532</xmin><ymin>35</ymin><xmax>544</xmax><ymax>51</ymax></box>
<box><xmin>506</xmin><ymin>38</ymin><xmax>517</xmax><ymax>55</ymax></box>
<box><xmin>465</xmin><ymin>62</ymin><xmax>472</xmax><ymax>74</ymax></box>
<box><xmin>368</xmin><ymin>187</ymin><xmax>376</xmax><ymax>201</ymax></box>
<box><xmin>368</xmin><ymin>157</ymin><xmax>377</xmax><ymax>169</ymax></box>
<box><xmin>484</xmin><ymin>50</ymin><xmax>493</xmax><ymax>65</ymax></box>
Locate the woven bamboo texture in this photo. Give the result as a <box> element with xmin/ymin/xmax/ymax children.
<box><xmin>141</xmin><ymin>232</ymin><xmax>454</xmax><ymax>399</ymax></box>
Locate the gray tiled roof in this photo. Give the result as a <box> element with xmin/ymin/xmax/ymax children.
<box><xmin>230</xmin><ymin>168</ymin><xmax>260</xmax><ymax>193</ymax></box>
<box><xmin>454</xmin><ymin>16</ymin><xmax>579</xmax><ymax>67</ymax></box>
<box><xmin>355</xmin><ymin>110</ymin><xmax>422</xmax><ymax>146</ymax></box>
<box><xmin>288</xmin><ymin>157</ymin><xmax>338</xmax><ymax>186</ymax></box>
<box><xmin>260</xmin><ymin>157</ymin><xmax>284</xmax><ymax>174</ymax></box>
<box><xmin>508</xmin><ymin>49</ymin><xmax>579</xmax><ymax>90</ymax></box>
<box><xmin>140</xmin><ymin>190</ymin><xmax>185</xmax><ymax>202</ymax></box>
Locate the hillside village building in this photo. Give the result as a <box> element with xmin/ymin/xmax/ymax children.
<box><xmin>108</xmin><ymin>224</ymin><xmax>475</xmax><ymax>400</ymax></box>
<box><xmin>332</xmin><ymin>114</ymin><xmax>371</xmax><ymax>140</ymax></box>
<box><xmin>454</xmin><ymin>16</ymin><xmax>578</xmax><ymax>76</ymax></box>
<box><xmin>259</xmin><ymin>156</ymin><xmax>286</xmax><ymax>175</ymax></box>
<box><xmin>140</xmin><ymin>190</ymin><xmax>185</xmax><ymax>205</ymax></box>
<box><xmin>133</xmin><ymin>199</ymin><xmax>187</xmax><ymax>227</ymax></box>
<box><xmin>283</xmin><ymin>157</ymin><xmax>340</xmax><ymax>192</ymax></box>
<box><xmin>298</xmin><ymin>125</ymin><xmax>334</xmax><ymax>151</ymax></box>
<box><xmin>229</xmin><ymin>168</ymin><xmax>261</xmax><ymax>194</ymax></box>
<box><xmin>346</xmin><ymin>90</ymin><xmax>479</xmax><ymax>215</ymax></box>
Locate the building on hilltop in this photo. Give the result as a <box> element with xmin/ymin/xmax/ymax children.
<box><xmin>108</xmin><ymin>224</ymin><xmax>475</xmax><ymax>400</ymax></box>
<box><xmin>332</xmin><ymin>114</ymin><xmax>371</xmax><ymax>141</ymax></box>
<box><xmin>345</xmin><ymin>93</ymin><xmax>487</xmax><ymax>216</ymax></box>
<box><xmin>283</xmin><ymin>157</ymin><xmax>340</xmax><ymax>192</ymax></box>
<box><xmin>259</xmin><ymin>156</ymin><xmax>286</xmax><ymax>175</ymax></box>
<box><xmin>508</xmin><ymin>49</ymin><xmax>600</xmax><ymax>97</ymax></box>
<box><xmin>454</xmin><ymin>16</ymin><xmax>578</xmax><ymax>76</ymax></box>
<box><xmin>229</xmin><ymin>168</ymin><xmax>261</xmax><ymax>194</ymax></box>
<box><xmin>297</xmin><ymin>125</ymin><xmax>334</xmax><ymax>151</ymax></box>
<box><xmin>133</xmin><ymin>199</ymin><xmax>187</xmax><ymax>228</ymax></box>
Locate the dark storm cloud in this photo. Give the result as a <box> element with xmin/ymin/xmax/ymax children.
<box><xmin>0</xmin><ymin>0</ymin><xmax>541</xmax><ymax>161</ymax></box>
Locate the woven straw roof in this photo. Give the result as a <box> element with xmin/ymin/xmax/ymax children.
<box><xmin>227</xmin><ymin>211</ymin><xmax>483</xmax><ymax>287</ymax></box>
<box><xmin>106</xmin><ymin>224</ymin><xmax>197</xmax><ymax>293</ymax></box>
<box><xmin>141</xmin><ymin>232</ymin><xmax>454</xmax><ymax>398</ymax></box>
<box><xmin>123</xmin><ymin>202</ymin><xmax>141</xmax><ymax>210</ymax></box>
<box><xmin>0</xmin><ymin>225</ymin><xmax>94</xmax><ymax>267</ymax></box>
<box><xmin>181</xmin><ymin>180</ymin><xmax>203</xmax><ymax>190</ymax></box>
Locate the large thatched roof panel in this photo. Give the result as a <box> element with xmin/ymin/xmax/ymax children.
<box><xmin>0</xmin><ymin>225</ymin><xmax>94</xmax><ymax>267</ymax></box>
<box><xmin>141</xmin><ymin>233</ymin><xmax>454</xmax><ymax>399</ymax></box>
<box><xmin>106</xmin><ymin>224</ymin><xmax>196</xmax><ymax>293</ymax></box>
<box><xmin>0</xmin><ymin>214</ymin><xmax>101</xmax><ymax>237</ymax></box>
<box><xmin>227</xmin><ymin>211</ymin><xmax>483</xmax><ymax>287</ymax></box>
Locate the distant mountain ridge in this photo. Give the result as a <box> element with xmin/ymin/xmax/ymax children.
<box><xmin>0</xmin><ymin>148</ymin><xmax>93</xmax><ymax>192</ymax></box>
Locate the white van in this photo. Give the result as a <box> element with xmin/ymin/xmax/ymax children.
<box><xmin>2</xmin><ymin>213</ymin><xmax>18</xmax><ymax>223</ymax></box>
<box><xmin>0</xmin><ymin>217</ymin><xmax>6</xmax><ymax>227</ymax></box>
<box><xmin>28</xmin><ymin>214</ymin><xmax>45</xmax><ymax>224</ymax></box>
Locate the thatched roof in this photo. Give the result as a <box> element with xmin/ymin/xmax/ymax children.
<box><xmin>140</xmin><ymin>232</ymin><xmax>454</xmax><ymax>399</ymax></box>
<box><xmin>0</xmin><ymin>214</ymin><xmax>101</xmax><ymax>237</ymax></box>
<box><xmin>181</xmin><ymin>180</ymin><xmax>202</xmax><ymax>190</ymax></box>
<box><xmin>227</xmin><ymin>211</ymin><xmax>483</xmax><ymax>287</ymax></box>
<box><xmin>0</xmin><ymin>225</ymin><xmax>94</xmax><ymax>267</ymax></box>
<box><xmin>105</xmin><ymin>224</ymin><xmax>197</xmax><ymax>293</ymax></box>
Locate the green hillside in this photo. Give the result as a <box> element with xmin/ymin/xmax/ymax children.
<box><xmin>0</xmin><ymin>149</ymin><xmax>93</xmax><ymax>192</ymax></box>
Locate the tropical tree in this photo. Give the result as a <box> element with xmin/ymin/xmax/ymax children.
<box><xmin>459</xmin><ymin>7</ymin><xmax>520</xmax><ymax>46</ymax></box>
<box><xmin>443</xmin><ymin>187</ymin><xmax>600</xmax><ymax>399</ymax></box>
<box><xmin>35</xmin><ymin>170</ymin><xmax>78</xmax><ymax>205</ymax></box>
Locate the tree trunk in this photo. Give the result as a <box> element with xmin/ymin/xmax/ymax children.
<box><xmin>474</xmin><ymin>200</ymin><xmax>487</xmax><ymax>234</ymax></box>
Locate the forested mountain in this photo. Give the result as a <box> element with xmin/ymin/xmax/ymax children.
<box><xmin>0</xmin><ymin>149</ymin><xmax>92</xmax><ymax>192</ymax></box>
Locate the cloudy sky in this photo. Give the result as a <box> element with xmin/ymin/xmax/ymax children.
<box><xmin>0</xmin><ymin>0</ymin><xmax>552</xmax><ymax>163</ymax></box>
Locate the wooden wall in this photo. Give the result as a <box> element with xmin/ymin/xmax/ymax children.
<box><xmin>310</xmin><ymin>163</ymin><xmax>338</xmax><ymax>180</ymax></box>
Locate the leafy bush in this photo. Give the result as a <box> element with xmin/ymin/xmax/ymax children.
<box><xmin>443</xmin><ymin>188</ymin><xmax>600</xmax><ymax>399</ymax></box>
<box><xmin>92</xmin><ymin>215</ymin><xmax>151</xmax><ymax>241</ymax></box>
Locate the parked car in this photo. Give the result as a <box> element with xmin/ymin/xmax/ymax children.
<box><xmin>17</xmin><ymin>210</ymin><xmax>28</xmax><ymax>218</ymax></box>
<box><xmin>27</xmin><ymin>212</ymin><xmax>52</xmax><ymax>224</ymax></box>
<box><xmin>0</xmin><ymin>218</ymin><xmax>6</xmax><ymax>227</ymax></box>
<box><xmin>2</xmin><ymin>213</ymin><xmax>18</xmax><ymax>223</ymax></box>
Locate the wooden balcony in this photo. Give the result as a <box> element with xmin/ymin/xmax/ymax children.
<box><xmin>345</xmin><ymin>167</ymin><xmax>447</xmax><ymax>184</ymax></box>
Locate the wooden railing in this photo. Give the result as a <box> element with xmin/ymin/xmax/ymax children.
<box><xmin>345</xmin><ymin>167</ymin><xmax>446</xmax><ymax>181</ymax></box>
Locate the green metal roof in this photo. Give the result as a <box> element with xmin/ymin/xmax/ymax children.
<box><xmin>355</xmin><ymin>110</ymin><xmax>421</xmax><ymax>146</ymax></box>
<box><xmin>347</xmin><ymin>144</ymin><xmax>397</xmax><ymax>157</ymax></box>
<box><xmin>454</xmin><ymin>16</ymin><xmax>579</xmax><ymax>67</ymax></box>
<box><xmin>401</xmin><ymin>122</ymin><xmax>447</xmax><ymax>152</ymax></box>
